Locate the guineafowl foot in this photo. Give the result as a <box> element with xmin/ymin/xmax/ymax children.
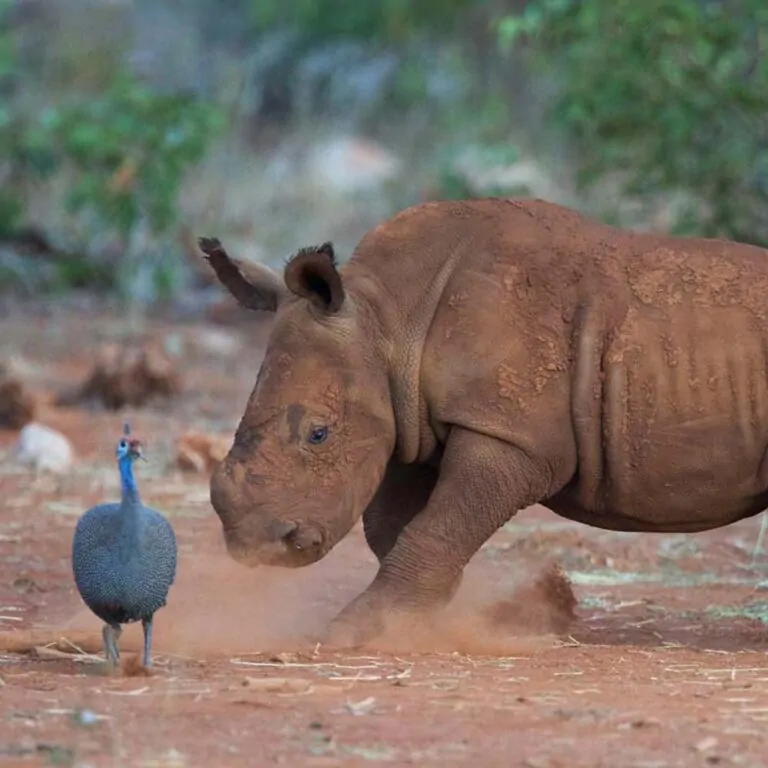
<box><xmin>102</xmin><ymin>623</ymin><xmax>122</xmax><ymax>666</ymax></box>
<box><xmin>141</xmin><ymin>616</ymin><xmax>154</xmax><ymax>668</ymax></box>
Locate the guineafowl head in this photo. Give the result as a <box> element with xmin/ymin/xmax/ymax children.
<box><xmin>116</xmin><ymin>422</ymin><xmax>144</xmax><ymax>463</ymax></box>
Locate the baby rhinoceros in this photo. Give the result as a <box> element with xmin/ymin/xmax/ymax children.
<box><xmin>71</xmin><ymin>424</ymin><xmax>177</xmax><ymax>668</ymax></box>
<box><xmin>200</xmin><ymin>197</ymin><xmax>768</xmax><ymax>648</ymax></box>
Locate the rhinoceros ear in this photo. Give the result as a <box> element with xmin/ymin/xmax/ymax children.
<box><xmin>198</xmin><ymin>236</ymin><xmax>287</xmax><ymax>313</ymax></box>
<box><xmin>284</xmin><ymin>242</ymin><xmax>345</xmax><ymax>314</ymax></box>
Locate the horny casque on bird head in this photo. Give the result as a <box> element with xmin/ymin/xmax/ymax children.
<box><xmin>199</xmin><ymin>237</ymin><xmax>396</xmax><ymax>568</ymax></box>
<box><xmin>117</xmin><ymin>422</ymin><xmax>143</xmax><ymax>462</ymax></box>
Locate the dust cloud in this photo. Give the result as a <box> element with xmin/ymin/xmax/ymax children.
<box><xmin>365</xmin><ymin>559</ymin><xmax>577</xmax><ymax>656</ymax></box>
<box><xmin>59</xmin><ymin>523</ymin><xmax>577</xmax><ymax>660</ymax></box>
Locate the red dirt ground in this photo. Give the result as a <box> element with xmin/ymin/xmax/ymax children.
<box><xmin>1</xmin><ymin>305</ymin><xmax>767</xmax><ymax>767</ymax></box>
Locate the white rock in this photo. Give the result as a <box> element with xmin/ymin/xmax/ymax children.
<box><xmin>452</xmin><ymin>149</ymin><xmax>567</xmax><ymax>204</ymax></box>
<box><xmin>14</xmin><ymin>422</ymin><xmax>74</xmax><ymax>474</ymax></box>
<box><xmin>193</xmin><ymin>328</ymin><xmax>242</xmax><ymax>357</ymax></box>
<box><xmin>307</xmin><ymin>136</ymin><xmax>401</xmax><ymax>193</ymax></box>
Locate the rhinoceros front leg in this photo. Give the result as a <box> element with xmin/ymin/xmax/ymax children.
<box><xmin>324</xmin><ymin>427</ymin><xmax>554</xmax><ymax>648</ymax></box>
<box><xmin>362</xmin><ymin>459</ymin><xmax>439</xmax><ymax>562</ymax></box>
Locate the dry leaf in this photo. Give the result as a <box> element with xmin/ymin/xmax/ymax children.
<box><xmin>230</xmin><ymin>699</ymin><xmax>272</xmax><ymax>709</ymax></box>
<box><xmin>343</xmin><ymin>697</ymin><xmax>377</xmax><ymax>716</ymax></box>
<box><xmin>241</xmin><ymin>677</ymin><xmax>312</xmax><ymax>693</ymax></box>
<box><xmin>269</xmin><ymin>652</ymin><xmax>304</xmax><ymax>664</ymax></box>
<box><xmin>31</xmin><ymin>646</ymin><xmax>75</xmax><ymax>660</ymax></box>
<box><xmin>175</xmin><ymin>431</ymin><xmax>231</xmax><ymax>474</ymax></box>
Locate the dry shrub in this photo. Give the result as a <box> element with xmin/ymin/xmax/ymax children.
<box><xmin>0</xmin><ymin>363</ymin><xmax>37</xmax><ymax>428</ymax></box>
<box><xmin>58</xmin><ymin>341</ymin><xmax>182</xmax><ymax>410</ymax></box>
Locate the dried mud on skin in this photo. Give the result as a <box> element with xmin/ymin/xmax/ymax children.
<box><xmin>0</xmin><ymin>308</ymin><xmax>768</xmax><ymax>767</ymax></box>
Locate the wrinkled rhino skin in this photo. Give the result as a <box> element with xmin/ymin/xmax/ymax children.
<box><xmin>199</xmin><ymin>198</ymin><xmax>768</xmax><ymax>646</ymax></box>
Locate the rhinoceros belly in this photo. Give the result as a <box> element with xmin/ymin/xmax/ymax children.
<box><xmin>555</xmin><ymin>303</ymin><xmax>768</xmax><ymax>532</ymax></box>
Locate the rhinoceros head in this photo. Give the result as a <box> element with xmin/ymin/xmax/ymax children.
<box><xmin>199</xmin><ymin>237</ymin><xmax>396</xmax><ymax>568</ymax></box>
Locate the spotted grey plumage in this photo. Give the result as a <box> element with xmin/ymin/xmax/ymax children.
<box><xmin>71</xmin><ymin>423</ymin><xmax>177</xmax><ymax>668</ymax></box>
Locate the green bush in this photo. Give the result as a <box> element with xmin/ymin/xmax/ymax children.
<box><xmin>0</xmin><ymin>0</ymin><xmax>56</xmax><ymax>237</ymax></box>
<box><xmin>250</xmin><ymin>0</ymin><xmax>478</xmax><ymax>43</ymax></box>
<box><xmin>51</xmin><ymin>74</ymin><xmax>222</xmax><ymax>246</ymax></box>
<box><xmin>0</xmin><ymin>0</ymin><xmax>223</xmax><ymax>298</ymax></box>
<box><xmin>497</xmin><ymin>0</ymin><xmax>768</xmax><ymax>245</ymax></box>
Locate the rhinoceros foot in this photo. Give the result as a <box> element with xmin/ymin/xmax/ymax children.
<box><xmin>322</xmin><ymin>590</ymin><xmax>391</xmax><ymax>649</ymax></box>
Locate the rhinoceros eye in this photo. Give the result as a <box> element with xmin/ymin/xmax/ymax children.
<box><xmin>308</xmin><ymin>426</ymin><xmax>329</xmax><ymax>445</ymax></box>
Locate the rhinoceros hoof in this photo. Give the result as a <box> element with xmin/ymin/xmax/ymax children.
<box><xmin>322</xmin><ymin>618</ymin><xmax>373</xmax><ymax>649</ymax></box>
<box><xmin>323</xmin><ymin>610</ymin><xmax>384</xmax><ymax>649</ymax></box>
<box><xmin>322</xmin><ymin>595</ymin><xmax>388</xmax><ymax>649</ymax></box>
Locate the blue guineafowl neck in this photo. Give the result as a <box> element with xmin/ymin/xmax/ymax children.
<box><xmin>119</xmin><ymin>455</ymin><xmax>142</xmax><ymax>506</ymax></box>
<box><xmin>117</xmin><ymin>454</ymin><xmax>142</xmax><ymax>550</ymax></box>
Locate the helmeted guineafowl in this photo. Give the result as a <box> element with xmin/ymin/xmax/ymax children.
<box><xmin>71</xmin><ymin>423</ymin><xmax>177</xmax><ymax>668</ymax></box>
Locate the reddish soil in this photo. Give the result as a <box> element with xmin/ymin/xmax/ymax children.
<box><xmin>1</xmin><ymin>305</ymin><xmax>767</xmax><ymax>767</ymax></box>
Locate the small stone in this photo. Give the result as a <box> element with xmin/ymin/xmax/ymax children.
<box><xmin>307</xmin><ymin>136</ymin><xmax>401</xmax><ymax>193</ymax></box>
<box><xmin>694</xmin><ymin>736</ymin><xmax>719</xmax><ymax>753</ymax></box>
<box><xmin>631</xmin><ymin>717</ymin><xmax>661</xmax><ymax>728</ymax></box>
<box><xmin>343</xmin><ymin>696</ymin><xmax>377</xmax><ymax>716</ymax></box>
<box><xmin>14</xmin><ymin>422</ymin><xmax>74</xmax><ymax>473</ymax></box>
<box><xmin>193</xmin><ymin>328</ymin><xmax>242</xmax><ymax>357</ymax></box>
<box><xmin>72</xmin><ymin>708</ymin><xmax>99</xmax><ymax>727</ymax></box>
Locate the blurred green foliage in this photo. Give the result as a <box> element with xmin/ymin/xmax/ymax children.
<box><xmin>497</xmin><ymin>0</ymin><xmax>768</xmax><ymax>245</ymax></box>
<box><xmin>4</xmin><ymin>0</ymin><xmax>768</xmax><ymax>304</ymax></box>
<box><xmin>0</xmin><ymin>0</ymin><xmax>222</xmax><ymax>297</ymax></box>
<box><xmin>51</xmin><ymin>76</ymin><xmax>222</xmax><ymax>245</ymax></box>
<box><xmin>245</xmin><ymin>0</ymin><xmax>530</xmax><ymax>204</ymax></box>
<box><xmin>245</xmin><ymin>0</ymin><xmax>499</xmax><ymax>128</ymax></box>
<box><xmin>435</xmin><ymin>142</ymin><xmax>527</xmax><ymax>200</ymax></box>
<box><xmin>0</xmin><ymin>0</ymin><xmax>27</xmax><ymax>236</ymax></box>
<box><xmin>250</xmin><ymin>0</ymin><xmax>478</xmax><ymax>42</ymax></box>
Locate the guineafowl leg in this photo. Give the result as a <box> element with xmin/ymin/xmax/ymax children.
<box><xmin>141</xmin><ymin>616</ymin><xmax>154</xmax><ymax>668</ymax></box>
<box><xmin>102</xmin><ymin>623</ymin><xmax>122</xmax><ymax>665</ymax></box>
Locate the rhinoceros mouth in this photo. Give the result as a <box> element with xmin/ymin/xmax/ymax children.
<box><xmin>223</xmin><ymin>523</ymin><xmax>326</xmax><ymax>569</ymax></box>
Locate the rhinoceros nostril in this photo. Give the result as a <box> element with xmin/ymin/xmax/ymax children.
<box><xmin>286</xmin><ymin>525</ymin><xmax>323</xmax><ymax>552</ymax></box>
<box><xmin>267</xmin><ymin>520</ymin><xmax>298</xmax><ymax>543</ymax></box>
<box><xmin>284</xmin><ymin>530</ymin><xmax>302</xmax><ymax>551</ymax></box>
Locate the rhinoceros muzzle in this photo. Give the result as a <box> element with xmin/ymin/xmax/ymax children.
<box><xmin>221</xmin><ymin>513</ymin><xmax>327</xmax><ymax>569</ymax></box>
<box><xmin>211</xmin><ymin>458</ymin><xmax>329</xmax><ymax>567</ymax></box>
